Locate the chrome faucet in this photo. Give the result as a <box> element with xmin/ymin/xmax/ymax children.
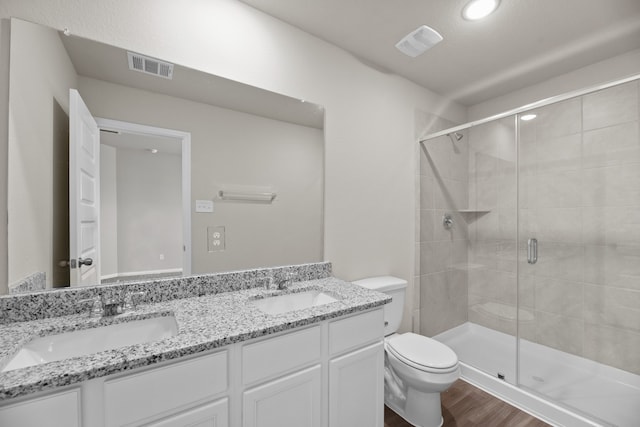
<box><xmin>79</xmin><ymin>290</ymin><xmax>146</xmax><ymax>317</ymax></box>
<box><xmin>270</xmin><ymin>271</ymin><xmax>298</xmax><ymax>291</ymax></box>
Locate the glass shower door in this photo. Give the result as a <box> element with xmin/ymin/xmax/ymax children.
<box><xmin>516</xmin><ymin>80</ymin><xmax>640</xmax><ymax>426</ymax></box>
<box><xmin>464</xmin><ymin>117</ymin><xmax>518</xmax><ymax>385</ymax></box>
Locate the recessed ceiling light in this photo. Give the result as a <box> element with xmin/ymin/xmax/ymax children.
<box><xmin>520</xmin><ymin>114</ymin><xmax>537</xmax><ymax>121</ymax></box>
<box><xmin>147</xmin><ymin>148</ymin><xmax>159</xmax><ymax>154</ymax></box>
<box><xmin>462</xmin><ymin>0</ymin><xmax>500</xmax><ymax>21</ymax></box>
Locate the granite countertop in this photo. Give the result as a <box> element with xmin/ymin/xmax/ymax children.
<box><xmin>0</xmin><ymin>277</ymin><xmax>390</xmax><ymax>401</ymax></box>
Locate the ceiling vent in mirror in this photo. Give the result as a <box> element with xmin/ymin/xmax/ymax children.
<box><xmin>127</xmin><ymin>52</ymin><xmax>174</xmax><ymax>80</ymax></box>
<box><xmin>395</xmin><ymin>25</ymin><xmax>443</xmax><ymax>57</ymax></box>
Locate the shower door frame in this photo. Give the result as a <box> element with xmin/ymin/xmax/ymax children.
<box><xmin>419</xmin><ymin>74</ymin><xmax>640</xmax><ymax>144</ymax></box>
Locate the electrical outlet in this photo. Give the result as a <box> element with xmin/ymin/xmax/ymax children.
<box><xmin>207</xmin><ymin>226</ymin><xmax>225</xmax><ymax>252</ymax></box>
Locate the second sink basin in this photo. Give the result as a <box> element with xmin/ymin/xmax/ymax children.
<box><xmin>250</xmin><ymin>290</ymin><xmax>338</xmax><ymax>315</ymax></box>
<box><xmin>2</xmin><ymin>315</ymin><xmax>178</xmax><ymax>372</ymax></box>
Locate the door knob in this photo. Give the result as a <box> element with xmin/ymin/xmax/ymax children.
<box><xmin>78</xmin><ymin>257</ymin><xmax>93</xmax><ymax>267</ymax></box>
<box><xmin>61</xmin><ymin>258</ymin><xmax>93</xmax><ymax>268</ymax></box>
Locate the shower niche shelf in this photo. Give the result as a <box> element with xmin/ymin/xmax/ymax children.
<box><xmin>457</xmin><ymin>209</ymin><xmax>491</xmax><ymax>213</ymax></box>
<box><xmin>452</xmin><ymin>263</ymin><xmax>484</xmax><ymax>271</ymax></box>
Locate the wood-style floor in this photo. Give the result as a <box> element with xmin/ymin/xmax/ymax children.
<box><xmin>384</xmin><ymin>380</ymin><xmax>550</xmax><ymax>427</ymax></box>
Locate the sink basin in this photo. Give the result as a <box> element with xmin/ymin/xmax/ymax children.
<box><xmin>2</xmin><ymin>316</ymin><xmax>178</xmax><ymax>372</ymax></box>
<box><xmin>250</xmin><ymin>290</ymin><xmax>338</xmax><ymax>315</ymax></box>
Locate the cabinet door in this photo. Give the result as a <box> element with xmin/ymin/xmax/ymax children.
<box><xmin>243</xmin><ymin>365</ymin><xmax>321</xmax><ymax>427</ymax></box>
<box><xmin>0</xmin><ymin>388</ymin><xmax>80</xmax><ymax>427</ymax></box>
<box><xmin>146</xmin><ymin>398</ymin><xmax>228</xmax><ymax>427</ymax></box>
<box><xmin>329</xmin><ymin>342</ymin><xmax>384</xmax><ymax>427</ymax></box>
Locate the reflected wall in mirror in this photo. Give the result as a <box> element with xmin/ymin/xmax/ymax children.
<box><xmin>7</xmin><ymin>18</ymin><xmax>324</xmax><ymax>294</ymax></box>
<box><xmin>97</xmin><ymin>121</ymin><xmax>188</xmax><ymax>285</ymax></box>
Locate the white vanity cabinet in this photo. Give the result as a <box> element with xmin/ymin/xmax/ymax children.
<box><xmin>0</xmin><ymin>307</ymin><xmax>384</xmax><ymax>427</ymax></box>
<box><xmin>241</xmin><ymin>326</ymin><xmax>323</xmax><ymax>427</ymax></box>
<box><xmin>328</xmin><ymin>309</ymin><xmax>385</xmax><ymax>427</ymax></box>
<box><xmin>0</xmin><ymin>388</ymin><xmax>81</xmax><ymax>427</ymax></box>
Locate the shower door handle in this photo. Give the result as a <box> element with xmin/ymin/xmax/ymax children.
<box><xmin>527</xmin><ymin>238</ymin><xmax>538</xmax><ymax>265</ymax></box>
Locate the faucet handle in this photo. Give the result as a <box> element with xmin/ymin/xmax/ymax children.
<box><xmin>281</xmin><ymin>271</ymin><xmax>298</xmax><ymax>283</ymax></box>
<box><xmin>273</xmin><ymin>271</ymin><xmax>298</xmax><ymax>290</ymax></box>
<box><xmin>125</xmin><ymin>291</ymin><xmax>147</xmax><ymax>310</ymax></box>
<box><xmin>78</xmin><ymin>297</ymin><xmax>102</xmax><ymax>318</ymax></box>
<box><xmin>99</xmin><ymin>289</ymin><xmax>124</xmax><ymax>306</ymax></box>
<box><xmin>285</xmin><ymin>271</ymin><xmax>298</xmax><ymax>280</ymax></box>
<box><xmin>258</xmin><ymin>277</ymin><xmax>273</xmax><ymax>290</ymax></box>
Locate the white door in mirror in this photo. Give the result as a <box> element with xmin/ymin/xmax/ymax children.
<box><xmin>69</xmin><ymin>89</ymin><xmax>101</xmax><ymax>286</ymax></box>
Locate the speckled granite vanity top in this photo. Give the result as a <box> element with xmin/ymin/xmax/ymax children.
<box><xmin>0</xmin><ymin>264</ymin><xmax>390</xmax><ymax>401</ymax></box>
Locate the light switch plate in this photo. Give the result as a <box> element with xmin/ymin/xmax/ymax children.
<box><xmin>196</xmin><ymin>200</ymin><xmax>214</xmax><ymax>213</ymax></box>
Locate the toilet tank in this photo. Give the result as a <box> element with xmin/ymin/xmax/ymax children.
<box><xmin>352</xmin><ymin>276</ymin><xmax>407</xmax><ymax>336</ymax></box>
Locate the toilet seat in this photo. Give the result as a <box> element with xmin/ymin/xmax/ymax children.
<box><xmin>386</xmin><ymin>333</ymin><xmax>458</xmax><ymax>374</ymax></box>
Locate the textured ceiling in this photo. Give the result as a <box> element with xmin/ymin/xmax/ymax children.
<box><xmin>240</xmin><ymin>0</ymin><xmax>640</xmax><ymax>106</ymax></box>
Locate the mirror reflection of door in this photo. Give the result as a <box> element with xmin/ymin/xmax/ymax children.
<box><xmin>69</xmin><ymin>89</ymin><xmax>101</xmax><ymax>286</ymax></box>
<box><xmin>98</xmin><ymin>124</ymin><xmax>184</xmax><ymax>284</ymax></box>
<box><xmin>65</xmin><ymin>93</ymin><xmax>184</xmax><ymax>286</ymax></box>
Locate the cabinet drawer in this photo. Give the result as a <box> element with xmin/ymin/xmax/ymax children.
<box><xmin>329</xmin><ymin>309</ymin><xmax>384</xmax><ymax>356</ymax></box>
<box><xmin>0</xmin><ymin>388</ymin><xmax>80</xmax><ymax>427</ymax></box>
<box><xmin>242</xmin><ymin>326</ymin><xmax>321</xmax><ymax>385</ymax></box>
<box><xmin>105</xmin><ymin>351</ymin><xmax>227</xmax><ymax>427</ymax></box>
<box><xmin>146</xmin><ymin>398</ymin><xmax>228</xmax><ymax>427</ymax></box>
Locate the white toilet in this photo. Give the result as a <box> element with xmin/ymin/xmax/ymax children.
<box><xmin>353</xmin><ymin>276</ymin><xmax>460</xmax><ymax>427</ymax></box>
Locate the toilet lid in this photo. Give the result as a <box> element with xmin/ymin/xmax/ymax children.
<box><xmin>387</xmin><ymin>333</ymin><xmax>458</xmax><ymax>371</ymax></box>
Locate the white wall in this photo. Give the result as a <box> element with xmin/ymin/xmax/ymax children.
<box><xmin>7</xmin><ymin>18</ymin><xmax>77</xmax><ymax>289</ymax></box>
<box><xmin>0</xmin><ymin>0</ymin><xmax>467</xmax><ymax>298</ymax></box>
<box><xmin>468</xmin><ymin>48</ymin><xmax>640</xmax><ymax>120</ymax></box>
<box><xmin>101</xmin><ymin>143</ymin><xmax>182</xmax><ymax>279</ymax></box>
<box><xmin>116</xmin><ymin>147</ymin><xmax>182</xmax><ymax>275</ymax></box>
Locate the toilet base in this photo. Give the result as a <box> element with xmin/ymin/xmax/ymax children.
<box><xmin>405</xmin><ymin>387</ymin><xmax>443</xmax><ymax>427</ymax></box>
<box><xmin>383</xmin><ymin>342</ymin><xmax>457</xmax><ymax>427</ymax></box>
<box><xmin>385</xmin><ymin>385</ymin><xmax>443</xmax><ymax>427</ymax></box>
<box><xmin>385</xmin><ymin>388</ymin><xmax>444</xmax><ymax>427</ymax></box>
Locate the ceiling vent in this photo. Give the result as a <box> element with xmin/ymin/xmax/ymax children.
<box><xmin>127</xmin><ymin>52</ymin><xmax>174</xmax><ymax>79</ymax></box>
<box><xmin>395</xmin><ymin>25</ymin><xmax>443</xmax><ymax>58</ymax></box>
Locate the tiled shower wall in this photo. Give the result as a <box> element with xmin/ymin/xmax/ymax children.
<box><xmin>415</xmin><ymin>111</ymin><xmax>469</xmax><ymax>337</ymax></box>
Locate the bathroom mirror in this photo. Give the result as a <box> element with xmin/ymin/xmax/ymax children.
<box><xmin>6</xmin><ymin>18</ymin><xmax>324</xmax><ymax>294</ymax></box>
